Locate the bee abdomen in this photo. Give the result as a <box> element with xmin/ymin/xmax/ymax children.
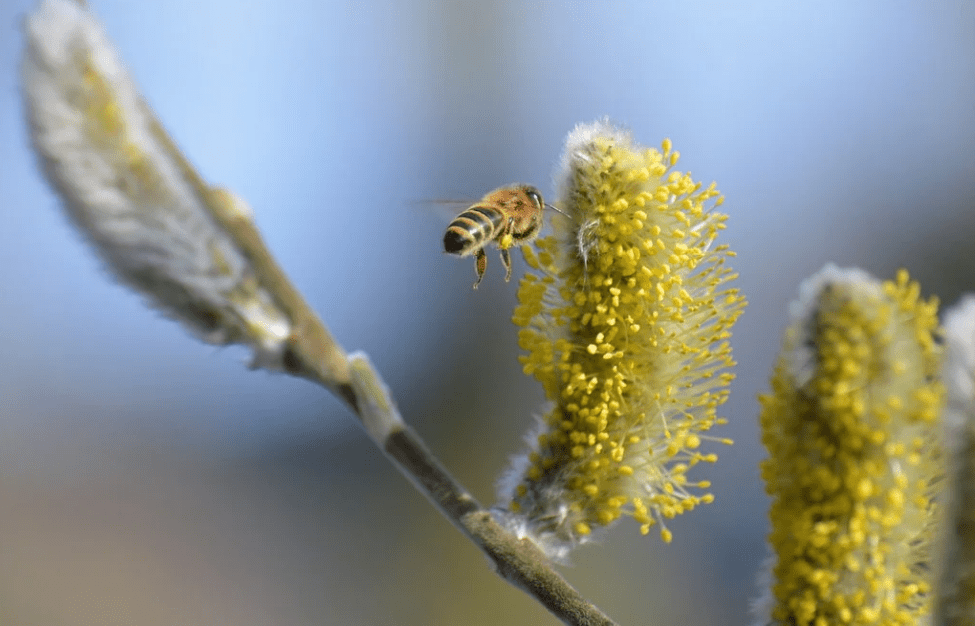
<box><xmin>443</xmin><ymin>206</ymin><xmax>503</xmax><ymax>255</ymax></box>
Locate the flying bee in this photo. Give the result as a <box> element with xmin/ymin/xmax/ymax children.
<box><xmin>443</xmin><ymin>184</ymin><xmax>563</xmax><ymax>289</ymax></box>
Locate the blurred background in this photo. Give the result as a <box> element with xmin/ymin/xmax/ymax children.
<box><xmin>1</xmin><ymin>0</ymin><xmax>973</xmax><ymax>624</ymax></box>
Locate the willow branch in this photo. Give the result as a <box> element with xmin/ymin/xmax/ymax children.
<box><xmin>349</xmin><ymin>354</ymin><xmax>617</xmax><ymax>626</ymax></box>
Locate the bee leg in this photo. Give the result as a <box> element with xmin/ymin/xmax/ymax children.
<box><xmin>500</xmin><ymin>248</ymin><xmax>512</xmax><ymax>282</ymax></box>
<box><xmin>473</xmin><ymin>248</ymin><xmax>487</xmax><ymax>289</ymax></box>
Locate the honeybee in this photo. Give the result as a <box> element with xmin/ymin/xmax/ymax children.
<box><xmin>443</xmin><ymin>184</ymin><xmax>560</xmax><ymax>289</ymax></box>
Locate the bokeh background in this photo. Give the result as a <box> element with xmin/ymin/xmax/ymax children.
<box><xmin>1</xmin><ymin>1</ymin><xmax>973</xmax><ymax>624</ymax></box>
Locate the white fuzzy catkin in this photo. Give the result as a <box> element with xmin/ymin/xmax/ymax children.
<box><xmin>936</xmin><ymin>295</ymin><xmax>975</xmax><ymax>623</ymax></box>
<box><xmin>942</xmin><ymin>296</ymin><xmax>975</xmax><ymax>445</ymax></box>
<box><xmin>22</xmin><ymin>0</ymin><xmax>291</xmax><ymax>367</ymax></box>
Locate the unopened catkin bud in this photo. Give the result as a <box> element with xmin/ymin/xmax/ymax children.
<box><xmin>22</xmin><ymin>0</ymin><xmax>292</xmax><ymax>367</ymax></box>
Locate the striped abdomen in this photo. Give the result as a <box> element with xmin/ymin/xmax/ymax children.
<box><xmin>443</xmin><ymin>205</ymin><xmax>504</xmax><ymax>256</ymax></box>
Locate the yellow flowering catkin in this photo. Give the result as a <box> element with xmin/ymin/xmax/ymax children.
<box><xmin>756</xmin><ymin>266</ymin><xmax>944</xmax><ymax>626</ymax></box>
<box><xmin>497</xmin><ymin>119</ymin><xmax>745</xmax><ymax>560</ymax></box>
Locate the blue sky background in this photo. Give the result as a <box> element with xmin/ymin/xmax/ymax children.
<box><xmin>1</xmin><ymin>1</ymin><xmax>973</xmax><ymax>624</ymax></box>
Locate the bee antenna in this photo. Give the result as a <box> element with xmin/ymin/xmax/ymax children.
<box><xmin>545</xmin><ymin>203</ymin><xmax>569</xmax><ymax>217</ymax></box>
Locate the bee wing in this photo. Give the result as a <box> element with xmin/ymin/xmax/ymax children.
<box><xmin>413</xmin><ymin>199</ymin><xmax>478</xmax><ymax>222</ymax></box>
